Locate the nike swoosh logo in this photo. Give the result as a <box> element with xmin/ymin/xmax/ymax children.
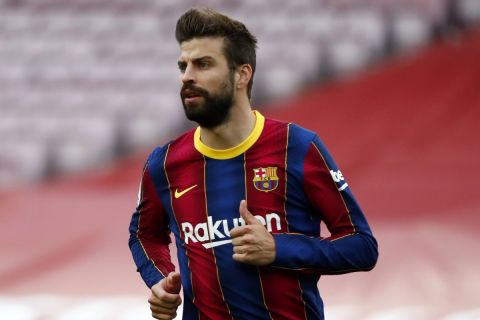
<box><xmin>174</xmin><ymin>185</ymin><xmax>198</xmax><ymax>199</ymax></box>
<box><xmin>202</xmin><ymin>239</ymin><xmax>233</xmax><ymax>249</ymax></box>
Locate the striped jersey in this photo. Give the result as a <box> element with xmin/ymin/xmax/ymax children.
<box><xmin>128</xmin><ymin>111</ymin><xmax>378</xmax><ymax>320</ymax></box>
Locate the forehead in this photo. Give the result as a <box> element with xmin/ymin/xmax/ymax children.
<box><xmin>179</xmin><ymin>37</ymin><xmax>227</xmax><ymax>62</ymax></box>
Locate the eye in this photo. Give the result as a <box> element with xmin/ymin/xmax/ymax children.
<box><xmin>178</xmin><ymin>62</ymin><xmax>186</xmax><ymax>73</ymax></box>
<box><xmin>198</xmin><ymin>61</ymin><xmax>210</xmax><ymax>69</ymax></box>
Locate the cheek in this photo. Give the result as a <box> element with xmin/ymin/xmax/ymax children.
<box><xmin>202</xmin><ymin>75</ymin><xmax>225</xmax><ymax>92</ymax></box>
<box><xmin>194</xmin><ymin>69</ymin><xmax>232</xmax><ymax>92</ymax></box>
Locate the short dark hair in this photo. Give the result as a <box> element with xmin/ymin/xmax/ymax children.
<box><xmin>175</xmin><ymin>8</ymin><xmax>258</xmax><ymax>99</ymax></box>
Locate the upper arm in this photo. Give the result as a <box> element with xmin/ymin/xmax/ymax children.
<box><xmin>134</xmin><ymin>161</ymin><xmax>171</xmax><ymax>243</ymax></box>
<box><xmin>303</xmin><ymin>135</ymin><xmax>370</xmax><ymax>239</ymax></box>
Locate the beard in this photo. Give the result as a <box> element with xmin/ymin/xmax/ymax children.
<box><xmin>180</xmin><ymin>73</ymin><xmax>235</xmax><ymax>129</ymax></box>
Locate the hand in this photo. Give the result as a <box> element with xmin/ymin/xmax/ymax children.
<box><xmin>230</xmin><ymin>200</ymin><xmax>276</xmax><ymax>265</ymax></box>
<box><xmin>149</xmin><ymin>272</ymin><xmax>182</xmax><ymax>320</ymax></box>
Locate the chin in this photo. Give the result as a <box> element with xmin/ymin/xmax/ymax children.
<box><xmin>184</xmin><ymin>97</ymin><xmax>205</xmax><ymax>108</ymax></box>
<box><xmin>184</xmin><ymin>106</ymin><xmax>205</xmax><ymax>122</ymax></box>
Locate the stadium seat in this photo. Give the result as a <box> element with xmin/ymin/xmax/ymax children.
<box><xmin>0</xmin><ymin>0</ymin><xmax>470</xmax><ymax>187</ymax></box>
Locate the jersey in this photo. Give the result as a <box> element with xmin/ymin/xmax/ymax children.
<box><xmin>128</xmin><ymin>111</ymin><xmax>378</xmax><ymax>320</ymax></box>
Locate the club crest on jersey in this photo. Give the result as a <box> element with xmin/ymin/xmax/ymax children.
<box><xmin>253</xmin><ymin>167</ymin><xmax>279</xmax><ymax>192</ymax></box>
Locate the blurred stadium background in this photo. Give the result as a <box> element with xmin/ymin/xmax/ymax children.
<box><xmin>1</xmin><ymin>0</ymin><xmax>479</xmax><ymax>319</ymax></box>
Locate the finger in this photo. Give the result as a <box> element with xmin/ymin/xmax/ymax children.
<box><xmin>149</xmin><ymin>295</ymin><xmax>182</xmax><ymax>308</ymax></box>
<box><xmin>232</xmin><ymin>252</ymin><xmax>248</xmax><ymax>263</ymax></box>
<box><xmin>165</xmin><ymin>272</ymin><xmax>181</xmax><ymax>294</ymax></box>
<box><xmin>231</xmin><ymin>233</ymin><xmax>256</xmax><ymax>246</ymax></box>
<box><xmin>230</xmin><ymin>226</ymin><xmax>249</xmax><ymax>238</ymax></box>
<box><xmin>150</xmin><ymin>302</ymin><xmax>179</xmax><ymax>314</ymax></box>
<box><xmin>239</xmin><ymin>200</ymin><xmax>261</xmax><ymax>225</ymax></box>
<box><xmin>151</xmin><ymin>310</ymin><xmax>177</xmax><ymax>320</ymax></box>
<box><xmin>232</xmin><ymin>245</ymin><xmax>251</xmax><ymax>254</ymax></box>
<box><xmin>231</xmin><ymin>236</ymin><xmax>245</xmax><ymax>246</ymax></box>
<box><xmin>150</xmin><ymin>304</ymin><xmax>177</xmax><ymax>315</ymax></box>
<box><xmin>150</xmin><ymin>289</ymin><xmax>182</xmax><ymax>305</ymax></box>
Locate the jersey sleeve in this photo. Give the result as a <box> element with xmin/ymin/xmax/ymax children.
<box><xmin>128</xmin><ymin>155</ymin><xmax>175</xmax><ymax>288</ymax></box>
<box><xmin>272</xmin><ymin>135</ymin><xmax>378</xmax><ymax>274</ymax></box>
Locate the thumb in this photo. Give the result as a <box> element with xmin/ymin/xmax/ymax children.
<box><xmin>164</xmin><ymin>272</ymin><xmax>181</xmax><ymax>294</ymax></box>
<box><xmin>239</xmin><ymin>200</ymin><xmax>261</xmax><ymax>225</ymax></box>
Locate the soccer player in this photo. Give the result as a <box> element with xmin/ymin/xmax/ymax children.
<box><xmin>128</xmin><ymin>8</ymin><xmax>378</xmax><ymax>320</ymax></box>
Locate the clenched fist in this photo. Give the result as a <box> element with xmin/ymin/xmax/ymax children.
<box><xmin>230</xmin><ymin>200</ymin><xmax>276</xmax><ymax>265</ymax></box>
<box><xmin>149</xmin><ymin>272</ymin><xmax>182</xmax><ymax>320</ymax></box>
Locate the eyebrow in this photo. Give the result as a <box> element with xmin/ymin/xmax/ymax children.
<box><xmin>177</xmin><ymin>56</ymin><xmax>215</xmax><ymax>65</ymax></box>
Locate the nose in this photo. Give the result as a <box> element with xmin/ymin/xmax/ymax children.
<box><xmin>181</xmin><ymin>64</ymin><xmax>196</xmax><ymax>84</ymax></box>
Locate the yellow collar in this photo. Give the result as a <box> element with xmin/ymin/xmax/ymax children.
<box><xmin>194</xmin><ymin>110</ymin><xmax>265</xmax><ymax>159</ymax></box>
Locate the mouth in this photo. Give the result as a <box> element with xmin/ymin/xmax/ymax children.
<box><xmin>185</xmin><ymin>93</ymin><xmax>201</xmax><ymax>98</ymax></box>
<box><xmin>184</xmin><ymin>93</ymin><xmax>202</xmax><ymax>102</ymax></box>
<box><xmin>185</xmin><ymin>98</ymin><xmax>201</xmax><ymax>106</ymax></box>
<box><xmin>182</xmin><ymin>89</ymin><xmax>205</xmax><ymax>103</ymax></box>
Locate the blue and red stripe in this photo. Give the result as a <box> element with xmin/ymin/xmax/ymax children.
<box><xmin>246</xmin><ymin>119</ymin><xmax>307</xmax><ymax>320</ymax></box>
<box><xmin>150</xmin><ymin>143</ymin><xmax>200</xmax><ymax>320</ymax></box>
<box><xmin>128</xmin><ymin>161</ymin><xmax>174</xmax><ymax>288</ymax></box>
<box><xmin>165</xmin><ymin>133</ymin><xmax>232</xmax><ymax>320</ymax></box>
<box><xmin>204</xmin><ymin>154</ymin><xmax>271</xmax><ymax>319</ymax></box>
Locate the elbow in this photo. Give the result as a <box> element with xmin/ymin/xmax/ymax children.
<box><xmin>128</xmin><ymin>234</ymin><xmax>135</xmax><ymax>249</ymax></box>
<box><xmin>128</xmin><ymin>230</ymin><xmax>140</xmax><ymax>251</ymax></box>
<box><xmin>362</xmin><ymin>234</ymin><xmax>379</xmax><ymax>271</ymax></box>
<box><xmin>345</xmin><ymin>233</ymin><xmax>378</xmax><ymax>272</ymax></box>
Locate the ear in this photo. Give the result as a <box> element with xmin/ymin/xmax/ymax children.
<box><xmin>234</xmin><ymin>64</ymin><xmax>253</xmax><ymax>91</ymax></box>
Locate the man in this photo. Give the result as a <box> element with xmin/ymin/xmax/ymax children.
<box><xmin>129</xmin><ymin>8</ymin><xmax>378</xmax><ymax>320</ymax></box>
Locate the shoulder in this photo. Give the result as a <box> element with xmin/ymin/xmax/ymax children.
<box><xmin>288</xmin><ymin>122</ymin><xmax>317</xmax><ymax>145</ymax></box>
<box><xmin>147</xmin><ymin>128</ymin><xmax>196</xmax><ymax>169</ymax></box>
<box><xmin>264</xmin><ymin>117</ymin><xmax>317</xmax><ymax>146</ymax></box>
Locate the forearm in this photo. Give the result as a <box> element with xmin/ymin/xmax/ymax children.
<box><xmin>290</xmin><ymin>135</ymin><xmax>378</xmax><ymax>274</ymax></box>
<box><xmin>272</xmin><ymin>232</ymin><xmax>378</xmax><ymax>274</ymax></box>
<box><xmin>129</xmin><ymin>235</ymin><xmax>172</xmax><ymax>288</ymax></box>
<box><xmin>128</xmin><ymin>156</ymin><xmax>175</xmax><ymax>288</ymax></box>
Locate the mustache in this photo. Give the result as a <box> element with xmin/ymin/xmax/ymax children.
<box><xmin>181</xmin><ymin>83</ymin><xmax>209</xmax><ymax>98</ymax></box>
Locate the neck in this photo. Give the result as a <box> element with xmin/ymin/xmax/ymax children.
<box><xmin>199</xmin><ymin>96</ymin><xmax>255</xmax><ymax>150</ymax></box>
